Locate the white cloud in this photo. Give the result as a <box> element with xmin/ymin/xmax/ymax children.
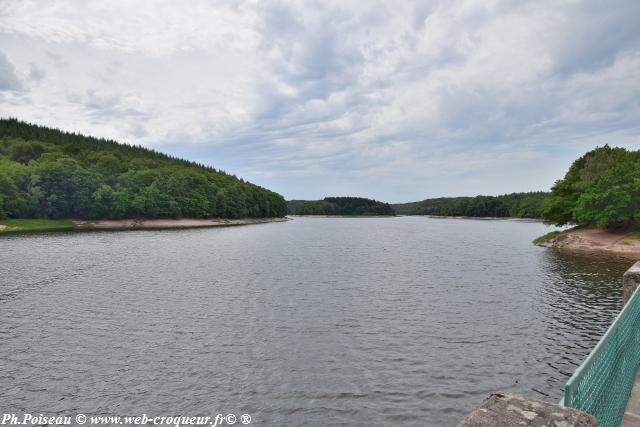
<box><xmin>0</xmin><ymin>0</ymin><xmax>639</xmax><ymax>202</ymax></box>
<box><xmin>0</xmin><ymin>50</ymin><xmax>22</xmax><ymax>91</ymax></box>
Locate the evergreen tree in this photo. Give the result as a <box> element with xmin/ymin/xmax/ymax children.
<box><xmin>0</xmin><ymin>118</ymin><xmax>287</xmax><ymax>219</ymax></box>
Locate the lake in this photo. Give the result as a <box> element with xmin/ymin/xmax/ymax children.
<box><xmin>0</xmin><ymin>217</ymin><xmax>631</xmax><ymax>426</ymax></box>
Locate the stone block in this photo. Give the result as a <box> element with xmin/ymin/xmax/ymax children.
<box><xmin>457</xmin><ymin>392</ymin><xmax>596</xmax><ymax>427</ymax></box>
<box><xmin>623</xmin><ymin>261</ymin><xmax>640</xmax><ymax>305</ymax></box>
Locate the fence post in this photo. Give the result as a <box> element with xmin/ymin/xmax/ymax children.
<box><xmin>623</xmin><ymin>261</ymin><xmax>640</xmax><ymax>305</ymax></box>
<box><xmin>563</xmin><ymin>383</ymin><xmax>572</xmax><ymax>408</ymax></box>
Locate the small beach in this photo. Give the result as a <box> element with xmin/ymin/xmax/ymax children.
<box><xmin>541</xmin><ymin>228</ymin><xmax>640</xmax><ymax>259</ymax></box>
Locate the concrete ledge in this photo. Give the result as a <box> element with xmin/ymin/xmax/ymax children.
<box><xmin>623</xmin><ymin>261</ymin><xmax>640</xmax><ymax>305</ymax></box>
<box><xmin>622</xmin><ymin>373</ymin><xmax>640</xmax><ymax>426</ymax></box>
<box><xmin>457</xmin><ymin>392</ymin><xmax>596</xmax><ymax>426</ymax></box>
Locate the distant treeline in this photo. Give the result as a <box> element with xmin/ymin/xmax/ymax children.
<box><xmin>287</xmin><ymin>197</ymin><xmax>395</xmax><ymax>216</ymax></box>
<box><xmin>0</xmin><ymin>118</ymin><xmax>287</xmax><ymax>219</ymax></box>
<box><xmin>542</xmin><ymin>145</ymin><xmax>640</xmax><ymax>228</ymax></box>
<box><xmin>393</xmin><ymin>192</ymin><xmax>549</xmax><ymax>218</ymax></box>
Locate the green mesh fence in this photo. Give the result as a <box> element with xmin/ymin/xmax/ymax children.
<box><xmin>561</xmin><ymin>285</ymin><xmax>640</xmax><ymax>427</ymax></box>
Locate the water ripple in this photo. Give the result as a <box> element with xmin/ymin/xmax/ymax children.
<box><xmin>0</xmin><ymin>218</ymin><xmax>630</xmax><ymax>426</ymax></box>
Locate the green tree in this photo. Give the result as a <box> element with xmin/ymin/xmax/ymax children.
<box><xmin>11</xmin><ymin>141</ymin><xmax>44</xmax><ymax>164</ymax></box>
<box><xmin>572</xmin><ymin>164</ymin><xmax>640</xmax><ymax>228</ymax></box>
<box><xmin>542</xmin><ymin>146</ymin><xmax>640</xmax><ymax>228</ymax></box>
<box><xmin>0</xmin><ymin>119</ymin><xmax>287</xmax><ymax>220</ymax></box>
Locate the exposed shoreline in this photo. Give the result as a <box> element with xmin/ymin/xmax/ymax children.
<box><xmin>287</xmin><ymin>214</ymin><xmax>396</xmax><ymax>218</ymax></box>
<box><xmin>425</xmin><ymin>215</ymin><xmax>543</xmax><ymax>222</ymax></box>
<box><xmin>537</xmin><ymin>227</ymin><xmax>640</xmax><ymax>259</ymax></box>
<box><xmin>0</xmin><ymin>217</ymin><xmax>289</xmax><ymax>234</ymax></box>
<box><xmin>288</xmin><ymin>215</ymin><xmax>540</xmax><ymax>221</ymax></box>
<box><xmin>76</xmin><ymin>217</ymin><xmax>289</xmax><ymax>230</ymax></box>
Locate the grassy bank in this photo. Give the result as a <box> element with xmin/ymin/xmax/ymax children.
<box><xmin>0</xmin><ymin>219</ymin><xmax>79</xmax><ymax>233</ymax></box>
<box><xmin>533</xmin><ymin>230</ymin><xmax>562</xmax><ymax>246</ymax></box>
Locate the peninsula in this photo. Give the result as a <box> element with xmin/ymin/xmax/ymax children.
<box><xmin>0</xmin><ymin>119</ymin><xmax>287</xmax><ymax>233</ymax></box>
<box><xmin>287</xmin><ymin>197</ymin><xmax>395</xmax><ymax>216</ymax></box>
<box><xmin>392</xmin><ymin>192</ymin><xmax>548</xmax><ymax>218</ymax></box>
<box><xmin>534</xmin><ymin>145</ymin><xmax>640</xmax><ymax>257</ymax></box>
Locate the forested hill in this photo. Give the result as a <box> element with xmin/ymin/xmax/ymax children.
<box><xmin>287</xmin><ymin>197</ymin><xmax>395</xmax><ymax>216</ymax></box>
<box><xmin>0</xmin><ymin>118</ymin><xmax>287</xmax><ymax>219</ymax></box>
<box><xmin>393</xmin><ymin>192</ymin><xmax>549</xmax><ymax>218</ymax></box>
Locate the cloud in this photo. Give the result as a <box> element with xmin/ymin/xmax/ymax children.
<box><xmin>0</xmin><ymin>0</ymin><xmax>639</xmax><ymax>202</ymax></box>
<box><xmin>0</xmin><ymin>50</ymin><xmax>22</xmax><ymax>91</ymax></box>
<box><xmin>28</xmin><ymin>63</ymin><xmax>45</xmax><ymax>81</ymax></box>
<box><xmin>45</xmin><ymin>51</ymin><xmax>66</xmax><ymax>68</ymax></box>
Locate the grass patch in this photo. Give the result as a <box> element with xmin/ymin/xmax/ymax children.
<box><xmin>619</xmin><ymin>231</ymin><xmax>640</xmax><ymax>245</ymax></box>
<box><xmin>0</xmin><ymin>219</ymin><xmax>77</xmax><ymax>233</ymax></box>
<box><xmin>533</xmin><ymin>230</ymin><xmax>562</xmax><ymax>246</ymax></box>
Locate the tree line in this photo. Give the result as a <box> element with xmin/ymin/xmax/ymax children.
<box><xmin>541</xmin><ymin>145</ymin><xmax>639</xmax><ymax>228</ymax></box>
<box><xmin>393</xmin><ymin>192</ymin><xmax>549</xmax><ymax>218</ymax></box>
<box><xmin>394</xmin><ymin>145</ymin><xmax>640</xmax><ymax>229</ymax></box>
<box><xmin>0</xmin><ymin>118</ymin><xmax>287</xmax><ymax>220</ymax></box>
<box><xmin>287</xmin><ymin>197</ymin><xmax>395</xmax><ymax>216</ymax></box>
<box><xmin>2</xmin><ymin>118</ymin><xmax>633</xmax><ymax>228</ymax></box>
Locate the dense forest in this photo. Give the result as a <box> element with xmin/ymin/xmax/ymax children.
<box><xmin>287</xmin><ymin>197</ymin><xmax>395</xmax><ymax>216</ymax></box>
<box><xmin>0</xmin><ymin>118</ymin><xmax>287</xmax><ymax>219</ymax></box>
<box><xmin>542</xmin><ymin>145</ymin><xmax>640</xmax><ymax>228</ymax></box>
<box><xmin>393</xmin><ymin>192</ymin><xmax>549</xmax><ymax>218</ymax></box>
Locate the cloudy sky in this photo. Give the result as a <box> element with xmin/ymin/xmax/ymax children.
<box><xmin>0</xmin><ymin>0</ymin><xmax>639</xmax><ymax>202</ymax></box>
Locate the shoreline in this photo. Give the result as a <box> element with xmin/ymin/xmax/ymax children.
<box><xmin>77</xmin><ymin>217</ymin><xmax>289</xmax><ymax>230</ymax></box>
<box><xmin>287</xmin><ymin>214</ymin><xmax>541</xmax><ymax>221</ymax></box>
<box><xmin>425</xmin><ymin>215</ymin><xmax>543</xmax><ymax>222</ymax></box>
<box><xmin>536</xmin><ymin>227</ymin><xmax>640</xmax><ymax>259</ymax></box>
<box><xmin>287</xmin><ymin>214</ymin><xmax>396</xmax><ymax>218</ymax></box>
<box><xmin>0</xmin><ymin>217</ymin><xmax>289</xmax><ymax>234</ymax></box>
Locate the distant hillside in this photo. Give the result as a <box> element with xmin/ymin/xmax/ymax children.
<box><xmin>393</xmin><ymin>192</ymin><xmax>549</xmax><ymax>218</ymax></box>
<box><xmin>287</xmin><ymin>197</ymin><xmax>395</xmax><ymax>216</ymax></box>
<box><xmin>0</xmin><ymin>118</ymin><xmax>287</xmax><ymax>219</ymax></box>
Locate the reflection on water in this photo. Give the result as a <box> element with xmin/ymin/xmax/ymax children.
<box><xmin>531</xmin><ymin>251</ymin><xmax>628</xmax><ymax>396</ymax></box>
<box><xmin>0</xmin><ymin>217</ymin><xmax>632</xmax><ymax>426</ymax></box>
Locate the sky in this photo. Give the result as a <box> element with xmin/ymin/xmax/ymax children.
<box><xmin>0</xmin><ymin>0</ymin><xmax>639</xmax><ymax>203</ymax></box>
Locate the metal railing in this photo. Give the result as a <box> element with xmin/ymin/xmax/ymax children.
<box><xmin>560</xmin><ymin>285</ymin><xmax>640</xmax><ymax>427</ymax></box>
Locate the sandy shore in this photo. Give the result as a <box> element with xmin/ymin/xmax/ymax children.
<box><xmin>541</xmin><ymin>228</ymin><xmax>640</xmax><ymax>258</ymax></box>
<box><xmin>73</xmin><ymin>217</ymin><xmax>289</xmax><ymax>230</ymax></box>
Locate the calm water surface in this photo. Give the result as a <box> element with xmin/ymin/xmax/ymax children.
<box><xmin>0</xmin><ymin>217</ymin><xmax>631</xmax><ymax>426</ymax></box>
